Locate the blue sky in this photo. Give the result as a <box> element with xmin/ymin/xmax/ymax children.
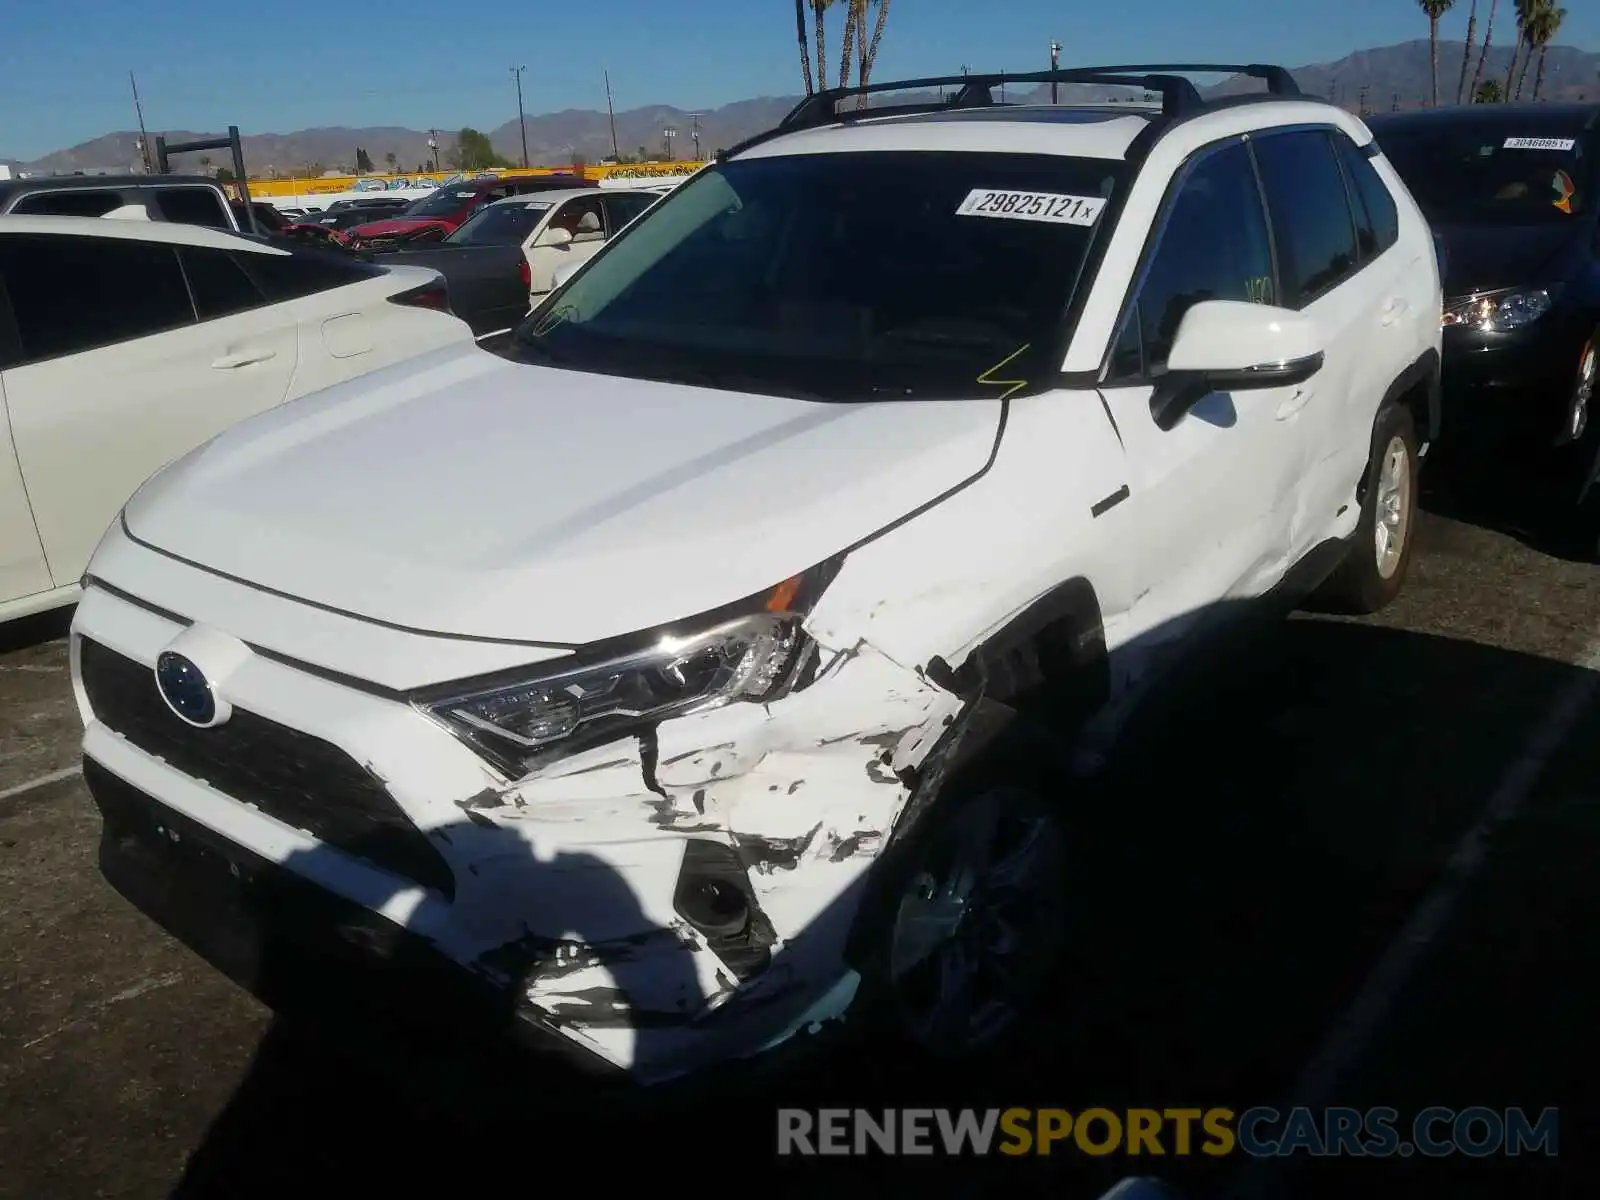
<box><xmin>3</xmin><ymin>0</ymin><xmax>1596</xmax><ymax>160</ymax></box>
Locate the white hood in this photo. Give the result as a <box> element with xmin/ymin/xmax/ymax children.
<box><xmin>123</xmin><ymin>345</ymin><xmax>1003</xmax><ymax>647</ymax></box>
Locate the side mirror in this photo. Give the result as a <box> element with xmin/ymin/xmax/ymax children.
<box><xmin>551</xmin><ymin>259</ymin><xmax>584</xmax><ymax>290</ymax></box>
<box><xmin>536</xmin><ymin>226</ymin><xmax>574</xmax><ymax>249</ymax></box>
<box><xmin>1151</xmin><ymin>300</ymin><xmax>1324</xmax><ymax>430</ymax></box>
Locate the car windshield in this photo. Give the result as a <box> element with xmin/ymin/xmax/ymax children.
<box><xmin>447</xmin><ymin>201</ymin><xmax>552</xmax><ymax>245</ymax></box>
<box><xmin>509</xmin><ymin>151</ymin><xmax>1122</xmax><ymax>401</ymax></box>
<box><xmin>1374</xmin><ymin>119</ymin><xmax>1590</xmax><ymax>223</ymax></box>
<box><xmin>405</xmin><ymin>187</ymin><xmax>478</xmax><ymax>218</ymax></box>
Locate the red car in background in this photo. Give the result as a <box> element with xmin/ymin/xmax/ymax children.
<box><xmin>346</xmin><ymin>173</ymin><xmax>596</xmax><ymax>247</ymax></box>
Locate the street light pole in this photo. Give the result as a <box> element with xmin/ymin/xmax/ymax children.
<box><xmin>510</xmin><ymin>66</ymin><xmax>529</xmax><ymax>168</ymax></box>
<box><xmin>1049</xmin><ymin>41</ymin><xmax>1061</xmax><ymax>104</ymax></box>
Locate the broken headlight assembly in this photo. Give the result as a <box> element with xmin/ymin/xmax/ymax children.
<box><xmin>1441</xmin><ymin>286</ymin><xmax>1559</xmax><ymax>332</ymax></box>
<box><xmin>415</xmin><ymin>568</ymin><xmax>837</xmax><ymax>778</ymax></box>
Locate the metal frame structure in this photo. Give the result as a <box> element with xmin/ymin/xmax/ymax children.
<box><xmin>154</xmin><ymin>125</ymin><xmax>258</xmax><ymax>235</ymax></box>
<box><xmin>721</xmin><ymin>64</ymin><xmax>1308</xmax><ymax>161</ymax></box>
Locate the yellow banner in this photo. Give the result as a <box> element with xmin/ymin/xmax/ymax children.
<box><xmin>245</xmin><ymin>162</ymin><xmax>705</xmax><ymax>197</ymax></box>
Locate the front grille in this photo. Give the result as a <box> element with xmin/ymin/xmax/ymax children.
<box><xmin>79</xmin><ymin>638</ymin><xmax>455</xmax><ymax>899</ymax></box>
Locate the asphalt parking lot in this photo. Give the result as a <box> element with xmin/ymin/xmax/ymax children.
<box><xmin>3</xmin><ymin>456</ymin><xmax>1598</xmax><ymax>1199</ymax></box>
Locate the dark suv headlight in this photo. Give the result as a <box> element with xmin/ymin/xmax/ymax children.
<box><xmin>1442</xmin><ymin>285</ymin><xmax>1560</xmax><ymax>332</ymax></box>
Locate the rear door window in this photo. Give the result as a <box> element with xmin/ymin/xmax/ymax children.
<box><xmin>0</xmin><ymin>233</ymin><xmax>196</xmax><ymax>365</ymax></box>
<box><xmin>603</xmin><ymin>193</ymin><xmax>657</xmax><ymax>230</ymax></box>
<box><xmin>153</xmin><ymin>186</ymin><xmax>234</xmax><ymax>229</ymax></box>
<box><xmin>1334</xmin><ymin>133</ymin><xmax>1400</xmax><ymax>258</ymax></box>
<box><xmin>179</xmin><ymin>246</ymin><xmax>269</xmax><ymax>320</ymax></box>
<box><xmin>234</xmin><ymin>245</ymin><xmax>382</xmax><ymax>301</ymax></box>
<box><xmin>10</xmin><ymin>189</ymin><xmax>127</xmax><ymax>218</ymax></box>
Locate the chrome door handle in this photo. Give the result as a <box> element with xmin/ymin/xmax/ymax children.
<box><xmin>1275</xmin><ymin>387</ymin><xmax>1312</xmax><ymax>420</ymax></box>
<box><xmin>1379</xmin><ymin>297</ymin><xmax>1409</xmax><ymax>326</ymax></box>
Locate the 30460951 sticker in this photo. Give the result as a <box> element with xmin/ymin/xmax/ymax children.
<box><xmin>1503</xmin><ymin>137</ymin><xmax>1577</xmax><ymax>151</ymax></box>
<box><xmin>956</xmin><ymin>189</ymin><xmax>1106</xmax><ymax>225</ymax></box>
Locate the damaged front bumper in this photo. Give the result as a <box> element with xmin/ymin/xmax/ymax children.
<box><xmin>72</xmin><ymin>578</ymin><xmax>967</xmax><ymax>1086</ymax></box>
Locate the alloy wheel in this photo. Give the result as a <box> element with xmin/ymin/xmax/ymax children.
<box><xmin>886</xmin><ymin>787</ymin><xmax>1067</xmax><ymax>1054</ymax></box>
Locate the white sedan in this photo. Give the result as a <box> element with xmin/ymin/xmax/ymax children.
<box><xmin>0</xmin><ymin>215</ymin><xmax>475</xmax><ymax>625</ymax></box>
<box><xmin>513</xmin><ymin>187</ymin><xmax>661</xmax><ymax>303</ymax></box>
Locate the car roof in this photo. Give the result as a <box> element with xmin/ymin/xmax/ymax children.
<box><xmin>0</xmin><ymin>173</ymin><xmax>219</xmax><ymax>201</ymax></box>
<box><xmin>730</xmin><ymin>98</ymin><xmax>1350</xmax><ymax>164</ymax></box>
<box><xmin>483</xmin><ymin>187</ymin><xmax>621</xmax><ymax>208</ymax></box>
<box><xmin>0</xmin><ymin>213</ymin><xmax>291</xmax><ymax>254</ymax></box>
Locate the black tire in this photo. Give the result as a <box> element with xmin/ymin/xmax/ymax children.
<box><xmin>1317</xmin><ymin>403</ymin><xmax>1420</xmax><ymax>615</ymax></box>
<box><xmin>851</xmin><ymin>769</ymin><xmax>1071</xmax><ymax>1061</ymax></box>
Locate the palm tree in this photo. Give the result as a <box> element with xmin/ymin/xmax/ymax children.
<box><xmin>812</xmin><ymin>0</ymin><xmax>833</xmax><ymax>94</ymax></box>
<box><xmin>1419</xmin><ymin>0</ymin><xmax>1456</xmax><ymax>106</ymax></box>
<box><xmin>794</xmin><ymin>0</ymin><xmax>814</xmax><ymax>96</ymax></box>
<box><xmin>1514</xmin><ymin>0</ymin><xmax>1548</xmax><ymax>98</ymax></box>
<box><xmin>1505</xmin><ymin>0</ymin><xmax>1545</xmax><ymax>100</ymax></box>
<box><xmin>858</xmin><ymin>0</ymin><xmax>892</xmax><ymax>98</ymax></box>
<box><xmin>1456</xmin><ymin>0</ymin><xmax>1480</xmax><ymax>103</ymax></box>
<box><xmin>1530</xmin><ymin>3</ymin><xmax>1566</xmax><ymax>100</ymax></box>
<box><xmin>1469</xmin><ymin>0</ymin><xmax>1501</xmax><ymax>101</ymax></box>
<box><xmin>838</xmin><ymin>0</ymin><xmax>864</xmax><ymax>87</ymax></box>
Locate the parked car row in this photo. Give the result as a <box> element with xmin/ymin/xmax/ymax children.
<box><xmin>369</xmin><ymin>186</ymin><xmax>661</xmax><ymax>334</ymax></box>
<box><xmin>2</xmin><ymin>74</ymin><xmax>1596</xmax><ymax>1116</ymax></box>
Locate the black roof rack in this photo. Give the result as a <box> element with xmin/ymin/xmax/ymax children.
<box><xmin>720</xmin><ymin>63</ymin><xmax>1303</xmax><ymax>160</ymax></box>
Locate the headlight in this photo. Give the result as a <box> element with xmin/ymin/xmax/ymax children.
<box><xmin>415</xmin><ymin>569</ymin><xmax>835</xmax><ymax>778</ymax></box>
<box><xmin>1442</xmin><ymin>286</ymin><xmax>1558</xmax><ymax>332</ymax></box>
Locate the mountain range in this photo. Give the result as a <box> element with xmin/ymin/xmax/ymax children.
<box><xmin>16</xmin><ymin>38</ymin><xmax>1600</xmax><ymax>178</ymax></box>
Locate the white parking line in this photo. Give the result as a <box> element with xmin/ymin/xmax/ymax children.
<box><xmin>1228</xmin><ymin>637</ymin><xmax>1600</xmax><ymax>1198</ymax></box>
<box><xmin>0</xmin><ymin>764</ymin><xmax>82</xmax><ymax>804</ymax></box>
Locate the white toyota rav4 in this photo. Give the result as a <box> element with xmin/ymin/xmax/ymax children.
<box><xmin>71</xmin><ymin>66</ymin><xmax>1442</xmax><ymax>1088</ymax></box>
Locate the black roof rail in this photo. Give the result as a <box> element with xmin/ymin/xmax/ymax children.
<box><xmin>718</xmin><ymin>63</ymin><xmax>1303</xmax><ymax>161</ymax></box>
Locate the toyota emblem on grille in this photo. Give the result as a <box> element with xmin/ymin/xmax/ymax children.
<box><xmin>155</xmin><ymin>651</ymin><xmax>225</xmax><ymax>727</ymax></box>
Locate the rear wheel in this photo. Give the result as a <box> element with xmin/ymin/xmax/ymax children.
<box><xmin>1317</xmin><ymin>404</ymin><xmax>1420</xmax><ymax>615</ymax></box>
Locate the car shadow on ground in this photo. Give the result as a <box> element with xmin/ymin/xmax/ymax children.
<box><xmin>150</xmin><ymin>612</ymin><xmax>1597</xmax><ymax>1200</ymax></box>
<box><xmin>1421</xmin><ymin>441</ymin><xmax>1599</xmax><ymax>563</ymax></box>
<box><xmin>0</xmin><ymin>605</ymin><xmax>73</xmax><ymax>656</ymax></box>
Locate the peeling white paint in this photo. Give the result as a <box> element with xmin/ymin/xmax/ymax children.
<box><xmin>430</xmin><ymin>641</ymin><xmax>962</xmax><ymax>1075</ymax></box>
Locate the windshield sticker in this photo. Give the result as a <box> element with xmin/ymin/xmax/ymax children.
<box><xmin>957</xmin><ymin>189</ymin><xmax>1105</xmax><ymax>225</ymax></box>
<box><xmin>455</xmin><ymin>190</ymin><xmax>478</xmax><ymax>198</ymax></box>
<box><xmin>1553</xmin><ymin>169</ymin><xmax>1576</xmax><ymax>213</ymax></box>
<box><xmin>1503</xmin><ymin>137</ymin><xmax>1576</xmax><ymax>151</ymax></box>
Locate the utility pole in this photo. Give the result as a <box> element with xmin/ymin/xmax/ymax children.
<box><xmin>662</xmin><ymin>126</ymin><xmax>677</xmax><ymax>162</ymax></box>
<box><xmin>688</xmin><ymin>113</ymin><xmax>702</xmax><ymax>161</ymax></box>
<box><xmin>1050</xmin><ymin>41</ymin><xmax>1062</xmax><ymax>104</ymax></box>
<box><xmin>603</xmin><ymin>69</ymin><xmax>621</xmax><ymax>162</ymax></box>
<box><xmin>129</xmin><ymin>71</ymin><xmax>152</xmax><ymax>173</ymax></box>
<box><xmin>427</xmin><ymin>130</ymin><xmax>439</xmax><ymax>173</ymax></box>
<box><xmin>1358</xmin><ymin>84</ymin><xmax>1370</xmax><ymax>116</ymax></box>
<box><xmin>510</xmin><ymin>65</ymin><xmax>529</xmax><ymax>168</ymax></box>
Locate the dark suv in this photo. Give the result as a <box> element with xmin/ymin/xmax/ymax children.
<box><xmin>1367</xmin><ymin>104</ymin><xmax>1599</xmax><ymax>462</ymax></box>
<box><xmin>0</xmin><ymin>175</ymin><xmax>241</xmax><ymax>231</ymax></box>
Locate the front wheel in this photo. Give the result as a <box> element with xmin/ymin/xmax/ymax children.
<box><xmin>865</xmin><ymin>782</ymin><xmax>1070</xmax><ymax>1057</ymax></box>
<box><xmin>1317</xmin><ymin>404</ymin><xmax>1420</xmax><ymax>615</ymax></box>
